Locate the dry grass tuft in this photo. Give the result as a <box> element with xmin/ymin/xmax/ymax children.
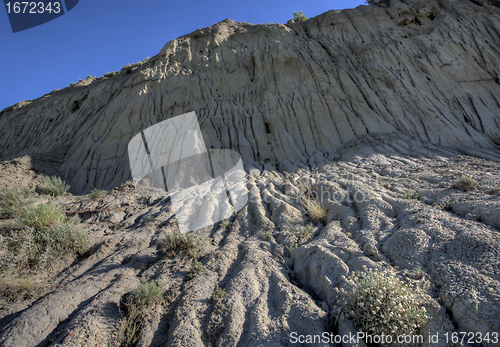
<box><xmin>158</xmin><ymin>230</ymin><xmax>202</xmax><ymax>257</ymax></box>
<box><xmin>453</xmin><ymin>175</ymin><xmax>479</xmax><ymax>192</ymax></box>
<box><xmin>38</xmin><ymin>176</ymin><xmax>70</xmax><ymax>197</ymax></box>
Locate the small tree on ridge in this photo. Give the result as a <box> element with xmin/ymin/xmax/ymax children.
<box><xmin>287</xmin><ymin>11</ymin><xmax>307</xmax><ymax>24</ymax></box>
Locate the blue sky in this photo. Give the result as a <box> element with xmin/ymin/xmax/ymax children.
<box><xmin>0</xmin><ymin>0</ymin><xmax>366</xmax><ymax>111</ymax></box>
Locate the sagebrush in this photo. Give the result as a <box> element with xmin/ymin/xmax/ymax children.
<box><xmin>158</xmin><ymin>230</ymin><xmax>202</xmax><ymax>257</ymax></box>
<box><xmin>337</xmin><ymin>268</ymin><xmax>429</xmax><ymax>340</ymax></box>
<box><xmin>120</xmin><ymin>281</ymin><xmax>163</xmax><ymax>347</ymax></box>
<box><xmin>0</xmin><ymin>224</ymin><xmax>88</xmax><ymax>270</ymax></box>
<box><xmin>403</xmin><ymin>189</ymin><xmax>420</xmax><ymax>200</ymax></box>
<box><xmin>291</xmin><ymin>224</ymin><xmax>314</xmax><ymax>243</ymax></box>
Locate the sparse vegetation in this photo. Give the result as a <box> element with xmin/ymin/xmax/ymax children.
<box><xmin>379</xmin><ymin>180</ymin><xmax>390</xmax><ymax>188</ymax></box>
<box><xmin>365</xmin><ymin>0</ymin><xmax>390</xmax><ymax>5</ymax></box>
<box><xmin>130</xmin><ymin>281</ymin><xmax>163</xmax><ymax>308</ymax></box>
<box><xmin>0</xmin><ymin>186</ymin><xmax>33</xmax><ymax>218</ymax></box>
<box><xmin>434</xmin><ymin>201</ymin><xmax>453</xmax><ymax>211</ymax></box>
<box><xmin>188</xmin><ymin>260</ymin><xmax>204</xmax><ymax>278</ymax></box>
<box><xmin>17</xmin><ymin>203</ymin><xmax>66</xmax><ymax>229</ymax></box>
<box><xmin>164</xmin><ymin>284</ymin><xmax>179</xmax><ymax>304</ymax></box>
<box><xmin>0</xmin><ymin>224</ymin><xmax>89</xmax><ymax>270</ymax></box>
<box><xmin>120</xmin><ymin>281</ymin><xmax>163</xmax><ymax>347</ymax></box>
<box><xmin>302</xmin><ymin>197</ymin><xmax>327</xmax><ymax>224</ymax></box>
<box><xmin>219</xmin><ymin>219</ymin><xmax>232</xmax><ymax>229</ymax></box>
<box><xmin>212</xmin><ymin>285</ymin><xmax>227</xmax><ymax>302</ymax></box>
<box><xmin>38</xmin><ymin>176</ymin><xmax>70</xmax><ymax>197</ymax></box>
<box><xmin>337</xmin><ymin>267</ymin><xmax>429</xmax><ymax>340</ymax></box>
<box><xmin>0</xmin><ymin>275</ymin><xmax>44</xmax><ymax>302</ymax></box>
<box><xmin>299</xmin><ymin>182</ymin><xmax>327</xmax><ymax>224</ymax></box>
<box><xmin>90</xmin><ymin>188</ymin><xmax>103</xmax><ymax>200</ymax></box>
<box><xmin>453</xmin><ymin>175</ymin><xmax>479</xmax><ymax>192</ymax></box>
<box><xmin>158</xmin><ymin>230</ymin><xmax>202</xmax><ymax>257</ymax></box>
<box><xmin>121</xmin><ymin>57</ymin><xmax>151</xmax><ymax>73</ymax></box>
<box><xmin>0</xmin><ymin>184</ymin><xmax>88</xmax><ymax>272</ymax></box>
<box><xmin>263</xmin><ymin>231</ymin><xmax>273</xmax><ymax>241</ymax></box>
<box><xmin>403</xmin><ymin>189</ymin><xmax>421</xmax><ymax>200</ymax></box>
<box><xmin>212</xmin><ymin>285</ymin><xmax>228</xmax><ymax>314</ymax></box>
<box><xmin>291</xmin><ymin>224</ymin><xmax>314</xmax><ymax>243</ymax></box>
<box><xmin>144</xmin><ymin>215</ymin><xmax>154</xmax><ymax>223</ymax></box>
<box><xmin>104</xmin><ymin>71</ymin><xmax>119</xmax><ymax>77</ymax></box>
<box><xmin>286</xmin><ymin>242</ymin><xmax>298</xmax><ymax>255</ymax></box>
<box><xmin>287</xmin><ymin>11</ymin><xmax>307</xmax><ymax>24</ymax></box>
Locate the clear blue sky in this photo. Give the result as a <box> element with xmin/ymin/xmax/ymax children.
<box><xmin>0</xmin><ymin>0</ymin><xmax>366</xmax><ymax>111</ymax></box>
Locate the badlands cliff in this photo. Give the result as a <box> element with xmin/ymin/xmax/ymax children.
<box><xmin>0</xmin><ymin>1</ymin><xmax>500</xmax><ymax>347</ymax></box>
<box><xmin>1</xmin><ymin>0</ymin><xmax>500</xmax><ymax>192</ymax></box>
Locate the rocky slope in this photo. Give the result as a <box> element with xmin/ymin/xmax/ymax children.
<box><xmin>1</xmin><ymin>0</ymin><xmax>500</xmax><ymax>347</ymax></box>
<box><xmin>1</xmin><ymin>0</ymin><xmax>500</xmax><ymax>192</ymax></box>
<box><xmin>1</xmin><ymin>136</ymin><xmax>499</xmax><ymax>347</ymax></box>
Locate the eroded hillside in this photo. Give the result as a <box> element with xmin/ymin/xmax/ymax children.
<box><xmin>0</xmin><ymin>135</ymin><xmax>499</xmax><ymax>346</ymax></box>
<box><xmin>0</xmin><ymin>0</ymin><xmax>500</xmax><ymax>192</ymax></box>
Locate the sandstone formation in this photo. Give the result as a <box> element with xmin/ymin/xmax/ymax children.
<box><xmin>1</xmin><ymin>1</ymin><xmax>500</xmax><ymax>347</ymax></box>
<box><xmin>0</xmin><ymin>0</ymin><xmax>500</xmax><ymax>192</ymax></box>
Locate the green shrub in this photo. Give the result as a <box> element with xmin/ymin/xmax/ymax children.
<box><xmin>263</xmin><ymin>231</ymin><xmax>273</xmax><ymax>241</ymax></box>
<box><xmin>287</xmin><ymin>11</ymin><xmax>307</xmax><ymax>24</ymax></box>
<box><xmin>338</xmin><ymin>268</ymin><xmax>429</xmax><ymax>339</ymax></box>
<box><xmin>453</xmin><ymin>175</ymin><xmax>479</xmax><ymax>192</ymax></box>
<box><xmin>17</xmin><ymin>203</ymin><xmax>66</xmax><ymax>230</ymax></box>
<box><xmin>120</xmin><ymin>281</ymin><xmax>163</xmax><ymax>347</ymax></box>
<box><xmin>219</xmin><ymin>219</ymin><xmax>232</xmax><ymax>229</ymax></box>
<box><xmin>188</xmin><ymin>260</ymin><xmax>204</xmax><ymax>278</ymax></box>
<box><xmin>121</xmin><ymin>57</ymin><xmax>150</xmax><ymax>72</ymax></box>
<box><xmin>158</xmin><ymin>230</ymin><xmax>202</xmax><ymax>257</ymax></box>
<box><xmin>403</xmin><ymin>189</ymin><xmax>421</xmax><ymax>200</ymax></box>
<box><xmin>39</xmin><ymin>176</ymin><xmax>70</xmax><ymax>197</ymax></box>
<box><xmin>104</xmin><ymin>71</ymin><xmax>119</xmax><ymax>77</ymax></box>
<box><xmin>379</xmin><ymin>180</ymin><xmax>390</xmax><ymax>188</ymax></box>
<box><xmin>90</xmin><ymin>188</ymin><xmax>103</xmax><ymax>200</ymax></box>
<box><xmin>130</xmin><ymin>281</ymin><xmax>163</xmax><ymax>308</ymax></box>
<box><xmin>291</xmin><ymin>224</ymin><xmax>314</xmax><ymax>243</ymax></box>
<box><xmin>286</xmin><ymin>242</ymin><xmax>298</xmax><ymax>255</ymax></box>
<box><xmin>0</xmin><ymin>224</ymin><xmax>88</xmax><ymax>270</ymax></box>
<box><xmin>32</xmin><ymin>224</ymin><xmax>89</xmax><ymax>255</ymax></box>
<box><xmin>212</xmin><ymin>285</ymin><xmax>226</xmax><ymax>302</ymax></box>
<box><xmin>0</xmin><ymin>186</ymin><xmax>33</xmax><ymax>218</ymax></box>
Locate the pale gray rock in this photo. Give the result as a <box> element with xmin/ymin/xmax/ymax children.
<box><xmin>0</xmin><ymin>0</ymin><xmax>499</xmax><ymax>193</ymax></box>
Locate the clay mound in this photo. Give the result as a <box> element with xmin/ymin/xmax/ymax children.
<box><xmin>1</xmin><ymin>0</ymin><xmax>500</xmax><ymax>192</ymax></box>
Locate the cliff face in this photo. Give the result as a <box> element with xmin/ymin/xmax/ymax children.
<box><xmin>1</xmin><ymin>0</ymin><xmax>499</xmax><ymax>192</ymax></box>
<box><xmin>1</xmin><ymin>2</ymin><xmax>500</xmax><ymax>346</ymax></box>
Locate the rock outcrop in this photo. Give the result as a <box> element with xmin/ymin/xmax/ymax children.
<box><xmin>1</xmin><ymin>1</ymin><xmax>500</xmax><ymax>347</ymax></box>
<box><xmin>1</xmin><ymin>0</ymin><xmax>500</xmax><ymax>192</ymax></box>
